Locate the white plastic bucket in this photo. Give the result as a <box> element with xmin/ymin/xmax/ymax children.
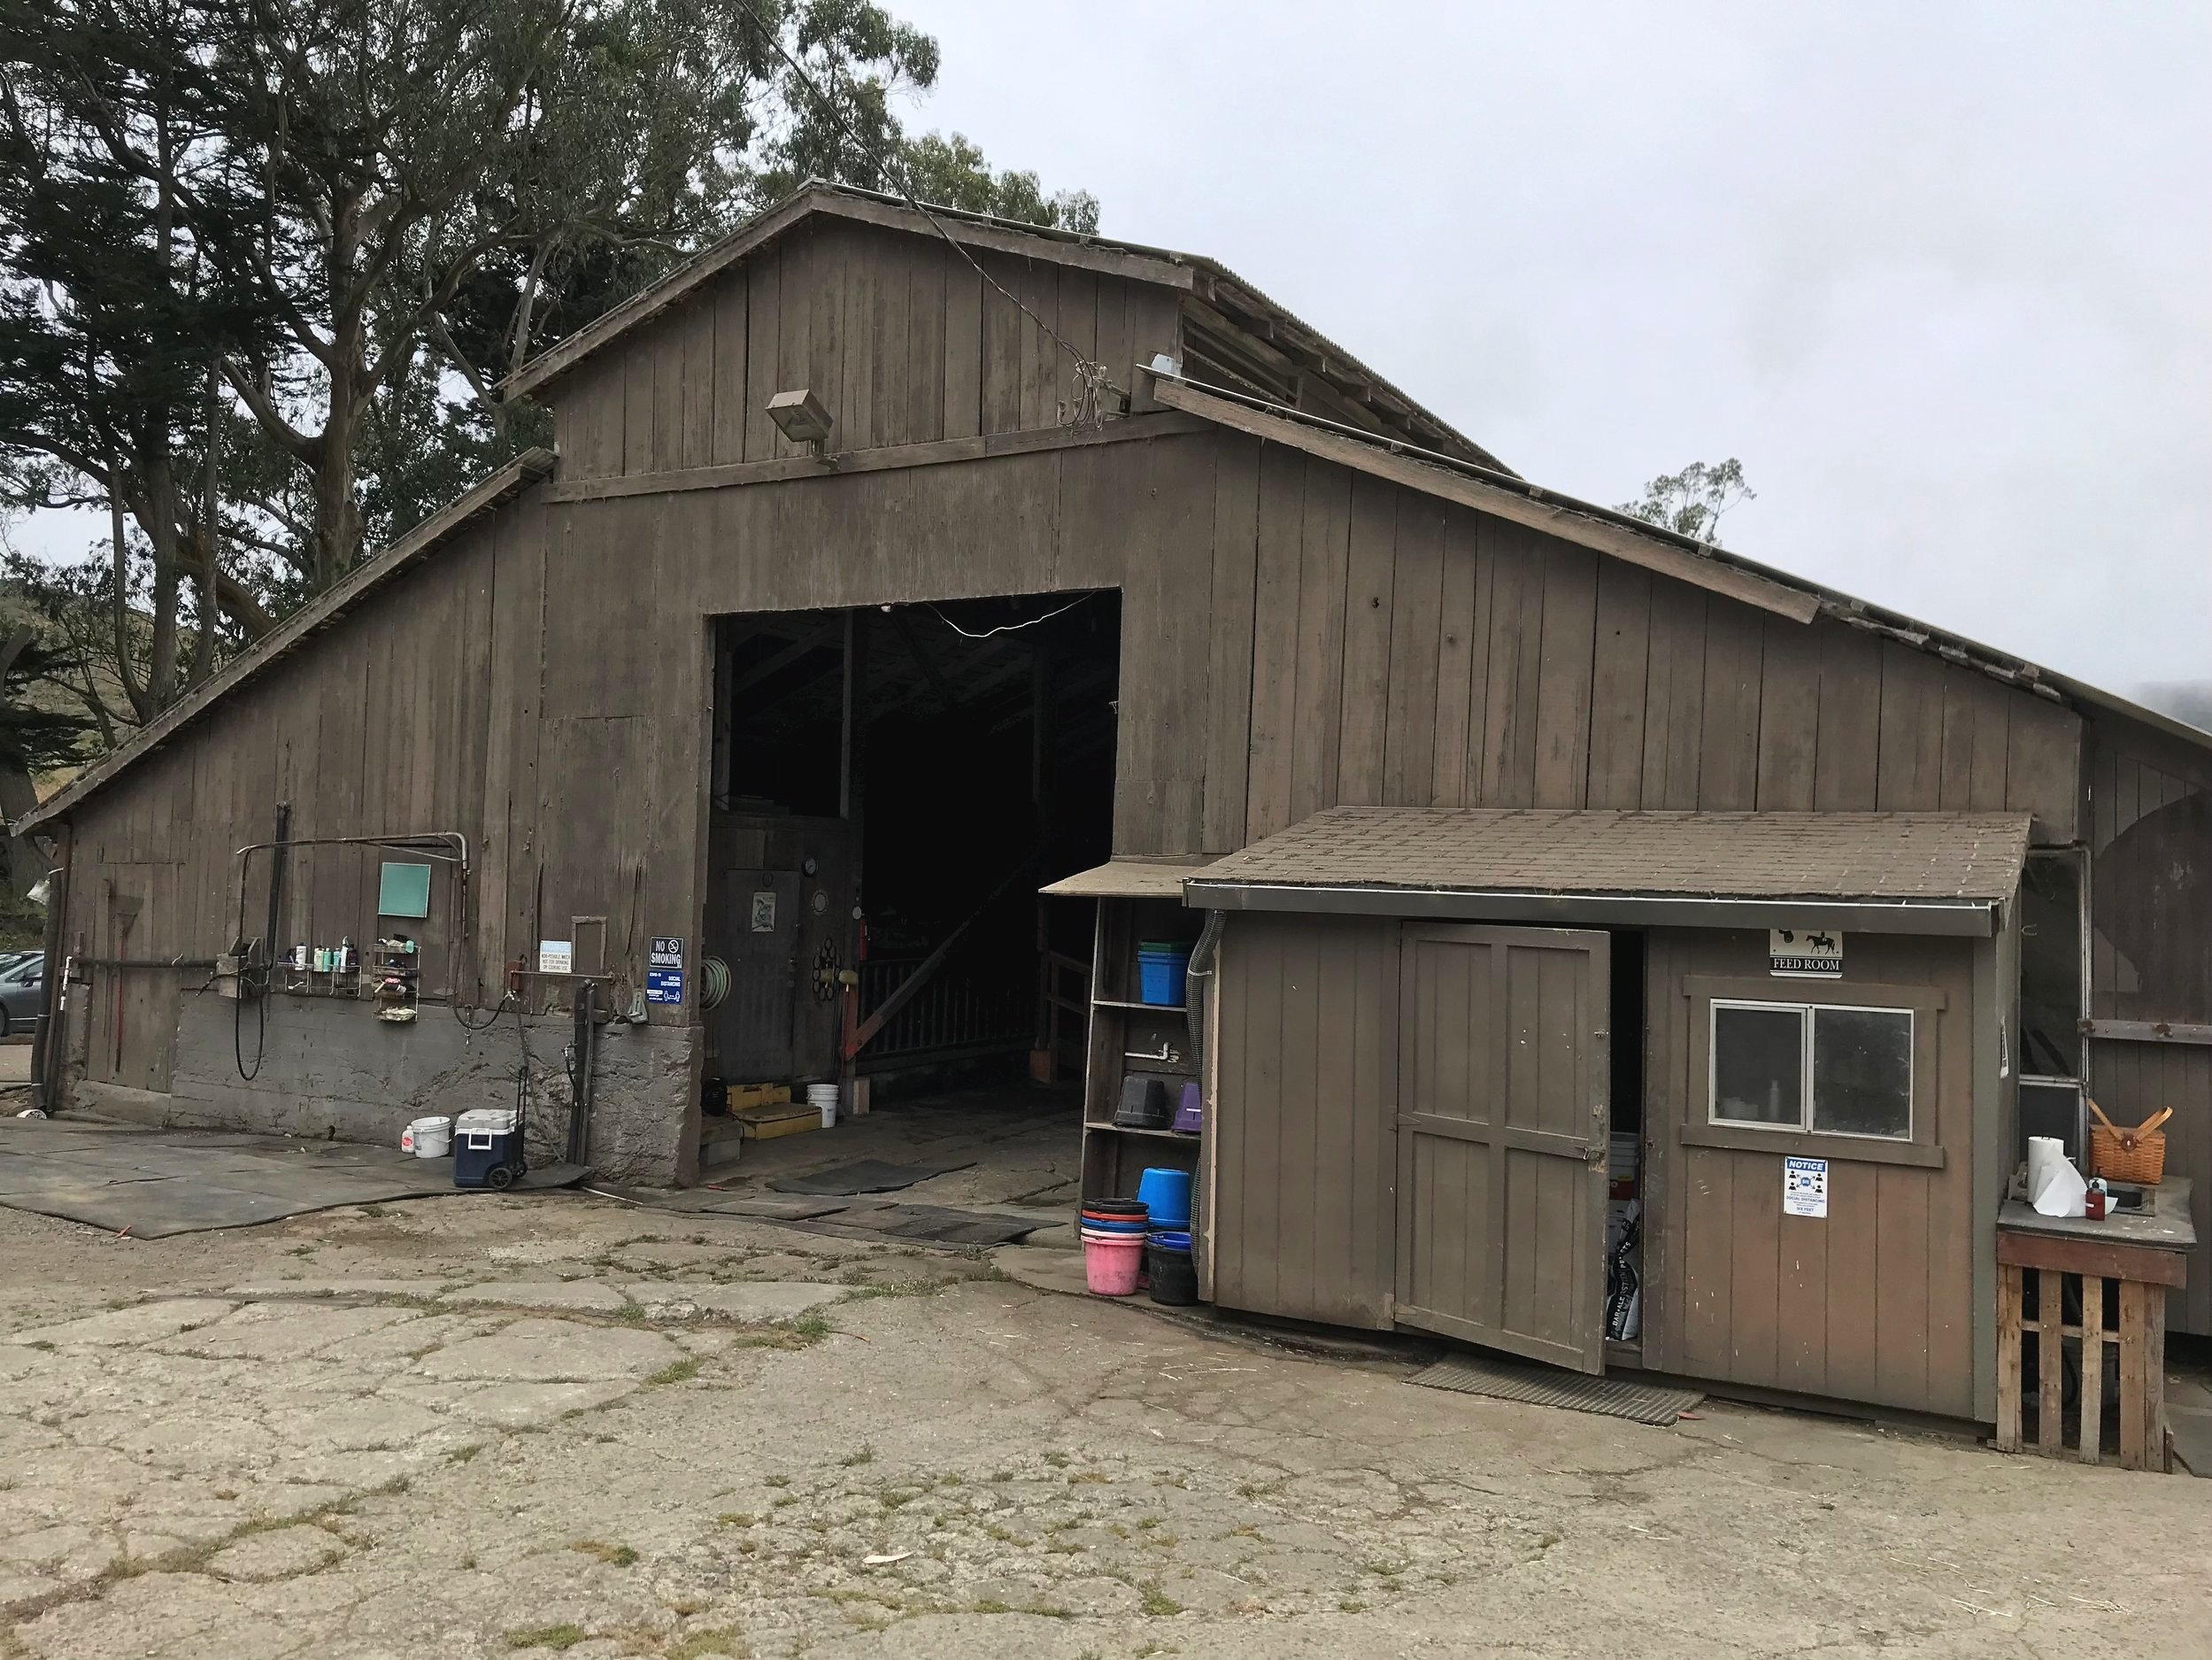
<box><xmin>402</xmin><ymin>1116</ymin><xmax>452</xmax><ymax>1158</ymax></box>
<box><xmin>806</xmin><ymin>1083</ymin><xmax>840</xmax><ymax>1129</ymax></box>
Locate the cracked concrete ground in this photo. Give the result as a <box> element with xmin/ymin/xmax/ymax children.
<box><xmin>0</xmin><ymin>1191</ymin><xmax>2206</xmax><ymax>1660</ymax></box>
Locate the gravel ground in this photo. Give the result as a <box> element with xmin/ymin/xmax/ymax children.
<box><xmin>0</xmin><ymin>1188</ymin><xmax>2206</xmax><ymax>1660</ymax></box>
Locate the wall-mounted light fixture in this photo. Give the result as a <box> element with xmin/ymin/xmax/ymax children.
<box><xmin>766</xmin><ymin>388</ymin><xmax>835</xmax><ymax>458</ymax></box>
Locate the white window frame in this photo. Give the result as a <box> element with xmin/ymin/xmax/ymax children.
<box><xmin>1708</xmin><ymin>999</ymin><xmax>1915</xmax><ymax>1143</ymax></box>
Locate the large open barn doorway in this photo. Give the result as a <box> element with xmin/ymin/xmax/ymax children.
<box><xmin>697</xmin><ymin>592</ymin><xmax>1120</xmax><ymax>1174</ymax></box>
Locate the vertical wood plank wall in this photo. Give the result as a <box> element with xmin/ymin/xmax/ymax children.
<box><xmin>55</xmin><ymin>421</ymin><xmax>2093</xmax><ymax>1115</ymax></box>
<box><xmin>1212</xmin><ymin>911</ymin><xmax>1399</xmax><ymax>1327</ymax></box>
<box><xmin>554</xmin><ymin>220</ymin><xmax>1184</xmax><ymax>478</ymax></box>
<box><xmin>1642</xmin><ymin>929</ymin><xmax>1979</xmax><ymax>1417</ymax></box>
<box><xmin>2085</xmin><ymin>713</ymin><xmax>2212</xmax><ymax>1334</ymax></box>
<box><xmin>1205</xmin><ymin>444</ymin><xmax>2080</xmax><ymax>851</ymax></box>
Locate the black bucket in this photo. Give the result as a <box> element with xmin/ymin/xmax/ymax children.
<box><xmin>1145</xmin><ymin>1239</ymin><xmax>1198</xmax><ymax>1306</ymax></box>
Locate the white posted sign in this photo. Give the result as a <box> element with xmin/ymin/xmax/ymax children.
<box><xmin>1784</xmin><ymin>1155</ymin><xmax>1830</xmax><ymax>1219</ymax></box>
<box><xmin>1770</xmin><ymin>927</ymin><xmax>1843</xmax><ymax>977</ymax></box>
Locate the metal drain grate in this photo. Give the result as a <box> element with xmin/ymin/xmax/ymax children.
<box><xmin>1407</xmin><ymin>1353</ymin><xmax>1702</xmax><ymax>1426</ymax></box>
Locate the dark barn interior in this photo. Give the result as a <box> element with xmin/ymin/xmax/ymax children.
<box><xmin>700</xmin><ymin>591</ymin><xmax>1121</xmax><ymax>1128</ymax></box>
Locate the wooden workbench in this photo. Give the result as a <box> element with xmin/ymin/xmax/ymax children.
<box><xmin>1996</xmin><ymin>1177</ymin><xmax>2193</xmax><ymax>1471</ymax></box>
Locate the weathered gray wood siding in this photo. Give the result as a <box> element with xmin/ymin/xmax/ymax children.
<box><xmin>1640</xmin><ymin>929</ymin><xmax>1981</xmax><ymax>1418</ymax></box>
<box><xmin>1205</xmin><ymin>444</ymin><xmax>2081</xmax><ymax>850</ymax></box>
<box><xmin>2085</xmin><ymin>712</ymin><xmax>2212</xmax><ymax>1334</ymax></box>
<box><xmin>55</xmin><ymin>421</ymin><xmax>2090</xmax><ymax>1115</ymax></box>
<box><xmin>552</xmin><ymin>219</ymin><xmax>1185</xmax><ymax>478</ymax></box>
<box><xmin>1211</xmin><ymin>911</ymin><xmax>1399</xmax><ymax>1328</ymax></box>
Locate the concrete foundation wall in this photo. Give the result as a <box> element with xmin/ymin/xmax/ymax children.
<box><xmin>66</xmin><ymin>987</ymin><xmax>697</xmax><ymax>1185</ymax></box>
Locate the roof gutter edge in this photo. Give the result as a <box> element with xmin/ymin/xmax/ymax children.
<box><xmin>1181</xmin><ymin>883</ymin><xmax>2000</xmax><ymax>938</ymax></box>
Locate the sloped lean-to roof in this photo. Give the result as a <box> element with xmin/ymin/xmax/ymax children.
<box><xmin>1185</xmin><ymin>807</ymin><xmax>2035</xmax><ymax>936</ymax></box>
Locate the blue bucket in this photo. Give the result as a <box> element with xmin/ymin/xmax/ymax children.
<box><xmin>1148</xmin><ymin>1229</ymin><xmax>1192</xmax><ymax>1253</ymax></box>
<box><xmin>1137</xmin><ymin>940</ymin><xmax>1192</xmax><ymax>1007</ymax></box>
<box><xmin>1137</xmin><ymin>1167</ymin><xmax>1191</xmax><ymax>1231</ymax></box>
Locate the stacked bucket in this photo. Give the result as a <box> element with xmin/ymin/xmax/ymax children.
<box><xmin>1080</xmin><ymin>1167</ymin><xmax>1197</xmax><ymax>1305</ymax></box>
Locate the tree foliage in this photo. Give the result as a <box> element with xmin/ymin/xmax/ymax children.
<box><xmin>0</xmin><ymin>0</ymin><xmax>1091</xmax><ymax>750</ymax></box>
<box><xmin>1618</xmin><ymin>458</ymin><xmax>1755</xmax><ymax>547</ymax></box>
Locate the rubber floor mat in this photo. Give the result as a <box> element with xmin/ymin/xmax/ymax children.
<box><xmin>0</xmin><ymin>1119</ymin><xmax>587</xmax><ymax>1237</ymax></box>
<box><xmin>781</xmin><ymin>1202</ymin><xmax>1046</xmax><ymax>1247</ymax></box>
<box><xmin>1407</xmin><ymin>1353</ymin><xmax>1702</xmax><ymax>1426</ymax></box>
<box><xmin>768</xmin><ymin>1158</ymin><xmax>975</xmax><ymax>1196</ymax></box>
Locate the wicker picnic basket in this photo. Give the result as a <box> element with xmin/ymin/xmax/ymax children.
<box><xmin>2086</xmin><ymin>1100</ymin><xmax>2172</xmax><ymax>1186</ymax></box>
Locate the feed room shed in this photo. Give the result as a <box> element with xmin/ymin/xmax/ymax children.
<box><xmin>20</xmin><ymin>183</ymin><xmax>2211</xmax><ymax>1429</ymax></box>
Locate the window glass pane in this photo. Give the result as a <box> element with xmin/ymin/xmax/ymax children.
<box><xmin>1812</xmin><ymin>1008</ymin><xmax>1912</xmax><ymax>1138</ymax></box>
<box><xmin>2019</xmin><ymin>854</ymin><xmax>2083</xmax><ymax>1077</ymax></box>
<box><xmin>1713</xmin><ymin>1005</ymin><xmax>1804</xmax><ymax>1125</ymax></box>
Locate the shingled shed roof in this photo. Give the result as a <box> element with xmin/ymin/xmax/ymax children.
<box><xmin>1184</xmin><ymin>807</ymin><xmax>2034</xmax><ymax>935</ymax></box>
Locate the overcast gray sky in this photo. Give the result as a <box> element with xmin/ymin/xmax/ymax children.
<box><xmin>901</xmin><ymin>0</ymin><xmax>2209</xmax><ymax>698</ymax></box>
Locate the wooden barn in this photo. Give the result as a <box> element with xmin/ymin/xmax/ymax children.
<box><xmin>19</xmin><ymin>183</ymin><xmax>2208</xmax><ymax>1436</ymax></box>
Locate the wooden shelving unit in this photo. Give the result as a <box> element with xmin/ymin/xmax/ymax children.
<box><xmin>1078</xmin><ymin>897</ymin><xmax>1206</xmax><ymax>1210</ymax></box>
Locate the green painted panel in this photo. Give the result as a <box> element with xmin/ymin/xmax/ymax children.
<box><xmin>378</xmin><ymin>861</ymin><xmax>432</xmax><ymax>919</ymax></box>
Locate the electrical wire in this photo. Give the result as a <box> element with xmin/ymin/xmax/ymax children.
<box><xmin>926</xmin><ymin>593</ymin><xmax>1093</xmax><ymax>640</ymax></box>
<box><xmin>739</xmin><ymin>12</ymin><xmax>1121</xmax><ymax>421</ymax></box>
<box><xmin>234</xmin><ymin>968</ymin><xmax>266</xmax><ymax>1081</ymax></box>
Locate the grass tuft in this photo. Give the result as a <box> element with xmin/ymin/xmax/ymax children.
<box><xmin>569</xmin><ymin>1538</ymin><xmax>639</xmax><ymax>1567</ymax></box>
<box><xmin>504</xmin><ymin>1625</ymin><xmax>586</xmax><ymax>1651</ymax></box>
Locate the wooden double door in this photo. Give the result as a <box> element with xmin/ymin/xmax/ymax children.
<box><xmin>1395</xmin><ymin>924</ymin><xmax>1613</xmax><ymax>1374</ymax></box>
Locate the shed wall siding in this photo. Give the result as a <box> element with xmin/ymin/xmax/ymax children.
<box><xmin>1641</xmin><ymin>929</ymin><xmax>1979</xmax><ymax>1417</ymax></box>
<box><xmin>553</xmin><ymin>220</ymin><xmax>1185</xmax><ymax>479</ymax></box>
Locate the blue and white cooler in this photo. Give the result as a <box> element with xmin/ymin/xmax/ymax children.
<box><xmin>453</xmin><ymin>1108</ymin><xmax>527</xmax><ymax>1190</ymax></box>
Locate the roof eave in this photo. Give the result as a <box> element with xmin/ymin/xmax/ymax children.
<box><xmin>1183</xmin><ymin>881</ymin><xmax>2002</xmax><ymax>937</ymax></box>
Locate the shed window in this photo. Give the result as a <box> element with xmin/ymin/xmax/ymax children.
<box><xmin>1710</xmin><ymin>1000</ymin><xmax>1914</xmax><ymax>1140</ymax></box>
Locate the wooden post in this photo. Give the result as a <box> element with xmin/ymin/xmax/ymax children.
<box><xmin>2078</xmin><ymin>1274</ymin><xmax>2105</xmax><ymax>1464</ymax></box>
<box><xmin>2038</xmin><ymin>1269</ymin><xmax>2064</xmax><ymax>1454</ymax></box>
<box><xmin>2118</xmin><ymin>1281</ymin><xmax>2148</xmax><ymax>1471</ymax></box>
<box><xmin>1995</xmin><ymin>1264</ymin><xmax>2023</xmax><ymax>1453</ymax></box>
<box><xmin>838</xmin><ymin>610</ymin><xmax>868</xmax><ymax>1114</ymax></box>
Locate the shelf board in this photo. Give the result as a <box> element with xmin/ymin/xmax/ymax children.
<box><xmin>1091</xmin><ymin>997</ymin><xmax>1191</xmax><ymax>1014</ymax></box>
<box><xmin>1084</xmin><ymin>1123</ymin><xmax>1201</xmax><ymax>1141</ymax></box>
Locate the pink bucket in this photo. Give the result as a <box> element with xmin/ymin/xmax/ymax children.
<box><xmin>1083</xmin><ymin>1231</ymin><xmax>1145</xmax><ymax>1296</ymax></box>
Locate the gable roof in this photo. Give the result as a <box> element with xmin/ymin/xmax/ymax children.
<box><xmin>500</xmin><ymin>181</ymin><xmax>1510</xmax><ymax>472</ymax></box>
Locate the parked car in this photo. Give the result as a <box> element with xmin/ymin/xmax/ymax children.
<box><xmin>0</xmin><ymin>953</ymin><xmax>45</xmax><ymax>1037</ymax></box>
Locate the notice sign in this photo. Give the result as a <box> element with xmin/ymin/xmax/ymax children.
<box><xmin>1784</xmin><ymin>1155</ymin><xmax>1830</xmax><ymax>1219</ymax></box>
<box><xmin>1770</xmin><ymin>927</ymin><xmax>1843</xmax><ymax>978</ymax></box>
<box><xmin>537</xmin><ymin>939</ymin><xmax>573</xmax><ymax>975</ymax></box>
<box><xmin>750</xmin><ymin>891</ymin><xmax>778</xmax><ymax>933</ymax></box>
<box><xmin>647</xmin><ymin>936</ymin><xmax>685</xmax><ymax>1006</ymax></box>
